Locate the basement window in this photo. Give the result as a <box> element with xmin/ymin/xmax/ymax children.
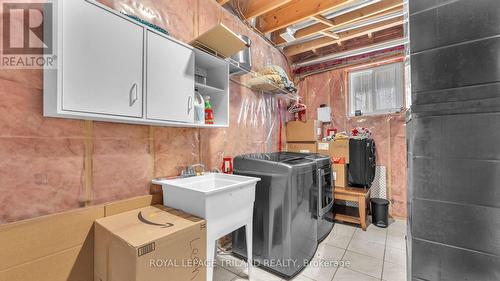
<box><xmin>348</xmin><ymin>62</ymin><xmax>404</xmax><ymax>116</ymax></box>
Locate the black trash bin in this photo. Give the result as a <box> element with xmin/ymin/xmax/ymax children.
<box><xmin>371</xmin><ymin>198</ymin><xmax>389</xmax><ymax>228</ymax></box>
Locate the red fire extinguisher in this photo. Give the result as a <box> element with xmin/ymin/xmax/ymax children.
<box><xmin>221</xmin><ymin>157</ymin><xmax>233</xmax><ymax>174</ymax></box>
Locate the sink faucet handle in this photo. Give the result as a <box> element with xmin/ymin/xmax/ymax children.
<box><xmin>190</xmin><ymin>164</ymin><xmax>205</xmax><ymax>176</ymax></box>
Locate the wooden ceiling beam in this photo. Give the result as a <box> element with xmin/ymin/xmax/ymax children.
<box><xmin>243</xmin><ymin>0</ymin><xmax>294</xmax><ymax>19</ymax></box>
<box><xmin>287</xmin><ymin>37</ymin><xmax>337</xmax><ymax>57</ymax></box>
<box><xmin>284</xmin><ymin>16</ymin><xmax>403</xmax><ymax>56</ymax></box>
<box><xmin>274</xmin><ymin>0</ymin><xmax>403</xmax><ymax>45</ymax></box>
<box><xmin>256</xmin><ymin>0</ymin><xmax>355</xmax><ymax>34</ymax></box>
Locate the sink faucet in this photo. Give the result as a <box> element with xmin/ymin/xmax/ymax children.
<box><xmin>181</xmin><ymin>164</ymin><xmax>206</xmax><ymax>178</ymax></box>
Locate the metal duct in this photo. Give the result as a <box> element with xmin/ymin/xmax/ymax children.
<box><xmin>330</xmin><ymin>10</ymin><xmax>403</xmax><ymax>33</ymax></box>
<box><xmin>322</xmin><ymin>0</ymin><xmax>382</xmax><ymax>19</ymax></box>
<box><xmin>293</xmin><ymin>38</ymin><xmax>407</xmax><ymax>68</ymax></box>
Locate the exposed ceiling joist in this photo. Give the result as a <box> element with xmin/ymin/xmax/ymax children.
<box><xmin>290</xmin><ymin>26</ymin><xmax>404</xmax><ymax>63</ymax></box>
<box><xmin>294</xmin><ymin>37</ymin><xmax>405</xmax><ymax>68</ymax></box>
<box><xmin>295</xmin><ymin>0</ymin><xmax>402</xmax><ymax>40</ymax></box>
<box><xmin>217</xmin><ymin>0</ymin><xmax>231</xmax><ymax>5</ymax></box>
<box><xmin>243</xmin><ymin>0</ymin><xmax>294</xmax><ymax>19</ymax></box>
<box><xmin>256</xmin><ymin>0</ymin><xmax>355</xmax><ymax>34</ymax></box>
<box><xmin>273</xmin><ymin>0</ymin><xmax>403</xmax><ymax>45</ymax></box>
<box><xmin>284</xmin><ymin>16</ymin><xmax>403</xmax><ymax>56</ymax></box>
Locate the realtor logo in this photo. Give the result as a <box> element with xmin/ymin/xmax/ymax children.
<box><xmin>1</xmin><ymin>0</ymin><xmax>56</xmax><ymax>69</ymax></box>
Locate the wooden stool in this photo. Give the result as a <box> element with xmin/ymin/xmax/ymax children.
<box><xmin>334</xmin><ymin>187</ymin><xmax>370</xmax><ymax>230</ymax></box>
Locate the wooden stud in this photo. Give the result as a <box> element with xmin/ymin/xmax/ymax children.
<box><xmin>243</xmin><ymin>0</ymin><xmax>293</xmax><ymax>19</ymax></box>
<box><xmin>387</xmin><ymin>117</ymin><xmax>393</xmax><ymax>217</ymax></box>
<box><xmin>257</xmin><ymin>0</ymin><xmax>355</xmax><ymax>33</ymax></box>
<box><xmin>149</xmin><ymin>126</ymin><xmax>156</xmax><ymax>179</ymax></box>
<box><xmin>285</xmin><ymin>16</ymin><xmax>403</xmax><ymax>56</ymax></box>
<box><xmin>274</xmin><ymin>0</ymin><xmax>403</xmax><ymax>45</ymax></box>
<box><xmin>83</xmin><ymin>120</ymin><xmax>93</xmax><ymax>207</ymax></box>
<box><xmin>195</xmin><ymin>0</ymin><xmax>200</xmax><ymax>37</ymax></box>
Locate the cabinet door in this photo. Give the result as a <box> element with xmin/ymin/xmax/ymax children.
<box><xmin>62</xmin><ymin>1</ymin><xmax>144</xmax><ymax>117</ymax></box>
<box><xmin>146</xmin><ymin>31</ymin><xmax>195</xmax><ymax>123</ymax></box>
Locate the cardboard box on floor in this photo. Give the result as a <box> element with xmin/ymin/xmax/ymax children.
<box><xmin>286</xmin><ymin>120</ymin><xmax>319</xmax><ymax>142</ymax></box>
<box><xmin>287</xmin><ymin>142</ymin><xmax>317</xmax><ymax>153</ymax></box>
<box><xmin>94</xmin><ymin>205</ymin><xmax>206</xmax><ymax>281</ymax></box>
<box><xmin>333</xmin><ymin>163</ymin><xmax>348</xmax><ymax>188</ymax></box>
<box><xmin>317</xmin><ymin>139</ymin><xmax>350</xmax><ymax>163</ymax></box>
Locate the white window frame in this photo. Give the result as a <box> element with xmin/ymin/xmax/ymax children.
<box><xmin>348</xmin><ymin>62</ymin><xmax>404</xmax><ymax>117</ymax></box>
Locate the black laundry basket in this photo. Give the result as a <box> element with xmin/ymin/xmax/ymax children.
<box><xmin>371</xmin><ymin>198</ymin><xmax>389</xmax><ymax>228</ymax></box>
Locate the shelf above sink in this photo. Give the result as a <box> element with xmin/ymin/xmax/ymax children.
<box><xmin>195</xmin><ymin>82</ymin><xmax>224</xmax><ymax>95</ymax></box>
<box><xmin>192</xmin><ymin>43</ymin><xmax>299</xmax><ymax>101</ymax></box>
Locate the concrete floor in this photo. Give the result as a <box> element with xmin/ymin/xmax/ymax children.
<box><xmin>214</xmin><ymin>219</ymin><xmax>407</xmax><ymax>281</ymax></box>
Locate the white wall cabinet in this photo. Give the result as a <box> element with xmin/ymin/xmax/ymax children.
<box><xmin>62</xmin><ymin>1</ymin><xmax>144</xmax><ymax>118</ymax></box>
<box><xmin>44</xmin><ymin>0</ymin><xmax>229</xmax><ymax>128</ymax></box>
<box><xmin>146</xmin><ymin>31</ymin><xmax>195</xmax><ymax>123</ymax></box>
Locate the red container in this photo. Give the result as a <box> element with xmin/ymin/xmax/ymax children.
<box><xmin>327</xmin><ymin>128</ymin><xmax>337</xmax><ymax>137</ymax></box>
<box><xmin>332</xmin><ymin>157</ymin><xmax>345</xmax><ymax>164</ymax></box>
<box><xmin>221</xmin><ymin>157</ymin><xmax>233</xmax><ymax>174</ymax></box>
<box><xmin>205</xmin><ymin>108</ymin><xmax>214</xmax><ymax>125</ymax></box>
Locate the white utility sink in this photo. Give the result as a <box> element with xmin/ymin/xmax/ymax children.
<box><xmin>152</xmin><ymin>173</ymin><xmax>260</xmax><ymax>281</ymax></box>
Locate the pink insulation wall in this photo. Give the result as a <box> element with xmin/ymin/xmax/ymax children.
<box><xmin>0</xmin><ymin>0</ymin><xmax>290</xmax><ymax>224</ymax></box>
<box><xmin>299</xmin><ymin>58</ymin><xmax>408</xmax><ymax>218</ymax></box>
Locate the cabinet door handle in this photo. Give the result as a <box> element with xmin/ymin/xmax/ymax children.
<box><xmin>129</xmin><ymin>83</ymin><xmax>138</xmax><ymax>106</ymax></box>
<box><xmin>187</xmin><ymin>96</ymin><xmax>193</xmax><ymax>115</ymax></box>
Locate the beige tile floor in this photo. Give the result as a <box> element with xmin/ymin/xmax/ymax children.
<box><xmin>214</xmin><ymin>219</ymin><xmax>407</xmax><ymax>281</ymax></box>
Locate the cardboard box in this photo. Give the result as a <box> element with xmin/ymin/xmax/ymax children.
<box><xmin>333</xmin><ymin>164</ymin><xmax>348</xmax><ymax>187</ymax></box>
<box><xmin>317</xmin><ymin>141</ymin><xmax>331</xmax><ymax>156</ymax></box>
<box><xmin>0</xmin><ymin>206</ymin><xmax>104</xmax><ymax>281</ymax></box>
<box><xmin>287</xmin><ymin>142</ymin><xmax>317</xmax><ymax>153</ymax></box>
<box><xmin>331</xmin><ymin>139</ymin><xmax>350</xmax><ymax>163</ymax></box>
<box><xmin>317</xmin><ymin>140</ymin><xmax>349</xmax><ymax>163</ymax></box>
<box><xmin>0</xmin><ymin>195</ymin><xmax>168</xmax><ymax>281</ymax></box>
<box><xmin>95</xmin><ymin>205</ymin><xmax>206</xmax><ymax>281</ymax></box>
<box><xmin>286</xmin><ymin>120</ymin><xmax>319</xmax><ymax>142</ymax></box>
